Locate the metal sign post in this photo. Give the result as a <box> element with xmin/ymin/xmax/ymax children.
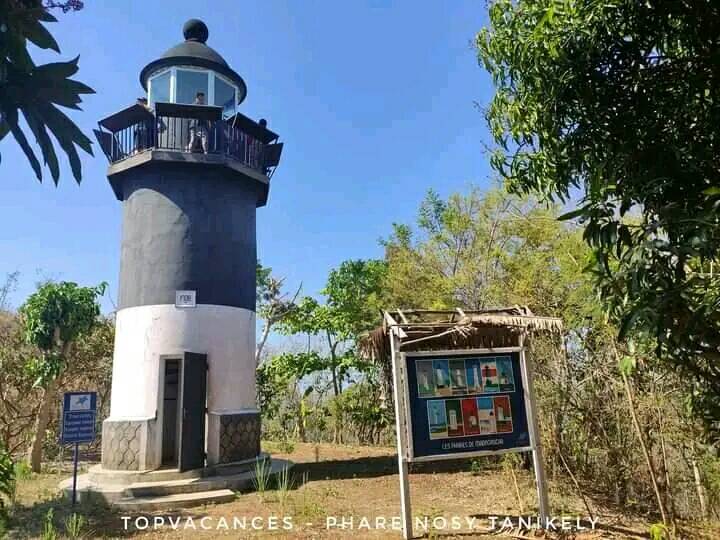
<box><xmin>389</xmin><ymin>327</ymin><xmax>413</xmax><ymax>539</ymax></box>
<box><xmin>519</xmin><ymin>334</ymin><xmax>549</xmax><ymax>523</ymax></box>
<box><xmin>61</xmin><ymin>392</ymin><xmax>97</xmax><ymax>506</ymax></box>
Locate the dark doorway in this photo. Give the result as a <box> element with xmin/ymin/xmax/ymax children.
<box><xmin>179</xmin><ymin>352</ymin><xmax>207</xmax><ymax>471</ymax></box>
<box><xmin>161</xmin><ymin>358</ymin><xmax>180</xmax><ymax>465</ymax></box>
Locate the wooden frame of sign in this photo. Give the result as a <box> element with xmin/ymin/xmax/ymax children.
<box><xmin>389</xmin><ymin>325</ymin><xmax>549</xmax><ymax>540</ymax></box>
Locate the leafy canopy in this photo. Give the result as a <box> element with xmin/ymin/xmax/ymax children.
<box><xmin>478</xmin><ymin>0</ymin><xmax>720</xmax><ymax>435</ymax></box>
<box><xmin>19</xmin><ymin>281</ymin><xmax>105</xmax><ymax>386</ymax></box>
<box><xmin>262</xmin><ymin>259</ymin><xmax>387</xmax><ymax>397</ymax></box>
<box><xmin>0</xmin><ymin>0</ymin><xmax>94</xmax><ymax>183</ymax></box>
<box><xmin>279</xmin><ymin>259</ymin><xmax>387</xmax><ymax>341</ymax></box>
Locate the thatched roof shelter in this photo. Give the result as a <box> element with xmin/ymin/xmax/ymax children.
<box><xmin>361</xmin><ymin>306</ymin><xmax>562</xmax><ymax>359</ymax></box>
<box><xmin>360</xmin><ymin>306</ymin><xmax>562</xmax><ymax>403</ymax></box>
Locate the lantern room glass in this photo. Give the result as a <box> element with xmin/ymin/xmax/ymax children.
<box><xmin>214</xmin><ymin>75</ymin><xmax>236</xmax><ymax>115</ymax></box>
<box><xmin>149</xmin><ymin>70</ymin><xmax>171</xmax><ymax>107</ymax></box>
<box><xmin>146</xmin><ymin>68</ymin><xmax>239</xmax><ymax>111</ymax></box>
<box><xmin>176</xmin><ymin>69</ymin><xmax>210</xmax><ymax>104</ymax></box>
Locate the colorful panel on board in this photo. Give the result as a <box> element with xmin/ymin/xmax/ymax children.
<box><xmin>461</xmin><ymin>398</ymin><xmax>480</xmax><ymax>436</ymax></box>
<box><xmin>449</xmin><ymin>359</ymin><xmax>467</xmax><ymax>395</ymax></box>
<box><xmin>405</xmin><ymin>352</ymin><xmax>530</xmax><ymax>459</ymax></box>
<box><xmin>496</xmin><ymin>358</ymin><xmax>515</xmax><ymax>392</ymax></box>
<box><xmin>465</xmin><ymin>359</ymin><xmax>482</xmax><ymax>393</ymax></box>
<box><xmin>416</xmin><ymin>360</ymin><xmax>435</xmax><ymax>397</ymax></box>
<box><xmin>427</xmin><ymin>400</ymin><xmax>448</xmax><ymax>440</ymax></box>
<box><xmin>432</xmin><ymin>360</ymin><xmax>451</xmax><ymax>396</ymax></box>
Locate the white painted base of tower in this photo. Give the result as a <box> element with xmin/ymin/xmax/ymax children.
<box><xmin>102</xmin><ymin>304</ymin><xmax>258</xmax><ymax>470</ymax></box>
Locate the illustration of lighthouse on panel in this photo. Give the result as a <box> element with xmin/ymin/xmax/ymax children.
<box><xmin>94</xmin><ymin>19</ymin><xmax>283</xmax><ymax>473</ymax></box>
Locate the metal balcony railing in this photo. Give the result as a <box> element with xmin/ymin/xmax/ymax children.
<box><xmin>95</xmin><ymin>102</ymin><xmax>282</xmax><ymax>176</ymax></box>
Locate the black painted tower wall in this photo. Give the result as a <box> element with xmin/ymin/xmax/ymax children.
<box><xmin>116</xmin><ymin>162</ymin><xmax>259</xmax><ymax>311</ymax></box>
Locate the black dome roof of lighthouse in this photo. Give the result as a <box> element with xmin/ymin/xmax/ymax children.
<box><xmin>139</xmin><ymin>19</ymin><xmax>247</xmax><ymax>104</ymax></box>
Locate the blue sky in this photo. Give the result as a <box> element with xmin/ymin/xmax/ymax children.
<box><xmin>0</xmin><ymin>1</ymin><xmax>495</xmax><ymax>313</ymax></box>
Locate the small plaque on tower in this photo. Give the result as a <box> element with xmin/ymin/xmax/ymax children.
<box><xmin>175</xmin><ymin>290</ymin><xmax>197</xmax><ymax>308</ymax></box>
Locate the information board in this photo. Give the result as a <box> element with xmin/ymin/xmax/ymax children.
<box><xmin>404</xmin><ymin>352</ymin><xmax>530</xmax><ymax>459</ymax></box>
<box><xmin>61</xmin><ymin>392</ymin><xmax>97</xmax><ymax>444</ymax></box>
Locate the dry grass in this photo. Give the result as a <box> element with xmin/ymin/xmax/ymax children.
<box><xmin>4</xmin><ymin>443</ymin><xmax>719</xmax><ymax>539</ymax></box>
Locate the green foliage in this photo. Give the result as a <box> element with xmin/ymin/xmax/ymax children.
<box><xmin>257</xmin><ymin>352</ymin><xmax>324</xmax><ymax>414</ymax></box>
<box><xmin>279</xmin><ymin>260</ymin><xmax>386</xmax><ymax>341</ymax></box>
<box><xmin>63</xmin><ymin>512</ymin><xmax>85</xmax><ymax>538</ymax></box>
<box><xmin>19</xmin><ymin>281</ymin><xmax>105</xmax><ymax>387</ymax></box>
<box><xmin>256</xmin><ymin>261</ymin><xmax>273</xmax><ymax>299</ymax></box>
<box><xmin>276</xmin><ymin>439</ymin><xmax>295</xmax><ymax>454</ymax></box>
<box><xmin>334</xmin><ymin>379</ymin><xmax>392</xmax><ymax>445</ymax></box>
<box><xmin>0</xmin><ymin>444</ymin><xmax>14</xmax><ymax>514</ymax></box>
<box><xmin>0</xmin><ymin>0</ymin><xmax>94</xmax><ymax>183</ymax></box>
<box><xmin>477</xmin><ymin>0</ymin><xmax>720</xmax><ymax>437</ymax></box>
<box><xmin>19</xmin><ymin>281</ymin><xmax>105</xmax><ymax>350</ymax></box>
<box><xmin>256</xmin><ymin>261</ymin><xmax>297</xmax><ymax>323</ymax></box>
<box><xmin>41</xmin><ymin>508</ymin><xmax>57</xmax><ymax>540</ymax></box>
<box><xmin>13</xmin><ymin>460</ymin><xmax>31</xmax><ymax>481</ymax></box>
<box><xmin>270</xmin><ymin>259</ymin><xmax>386</xmax><ymax>402</ymax></box>
<box><xmin>252</xmin><ymin>458</ymin><xmax>271</xmax><ymax>496</ymax></box>
<box><xmin>649</xmin><ymin>522</ymin><xmax>669</xmax><ymax>540</ymax></box>
<box><xmin>323</xmin><ymin>259</ymin><xmax>387</xmax><ymax>337</ymax></box>
<box><xmin>382</xmin><ymin>186</ymin><xmax>593</xmax><ymax>320</ymax></box>
<box><xmin>274</xmin><ymin>464</ymin><xmax>294</xmax><ymax>510</ymax></box>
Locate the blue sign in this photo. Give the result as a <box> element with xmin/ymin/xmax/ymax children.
<box><xmin>61</xmin><ymin>392</ymin><xmax>97</xmax><ymax>444</ymax></box>
<box><xmin>405</xmin><ymin>352</ymin><xmax>530</xmax><ymax>459</ymax></box>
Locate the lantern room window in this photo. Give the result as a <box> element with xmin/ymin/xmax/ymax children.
<box><xmin>176</xmin><ymin>68</ymin><xmax>209</xmax><ymax>104</ymax></box>
<box><xmin>147</xmin><ymin>67</ymin><xmax>239</xmax><ymax>115</ymax></box>
<box><xmin>148</xmin><ymin>70</ymin><xmax>171</xmax><ymax>108</ymax></box>
<box><xmin>214</xmin><ymin>75</ymin><xmax>237</xmax><ymax>115</ymax></box>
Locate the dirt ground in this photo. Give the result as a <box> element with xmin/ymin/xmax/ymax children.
<box><xmin>5</xmin><ymin>442</ymin><xmax>719</xmax><ymax>539</ymax></box>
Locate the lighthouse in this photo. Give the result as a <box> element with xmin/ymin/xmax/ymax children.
<box><xmin>94</xmin><ymin>19</ymin><xmax>283</xmax><ymax>473</ymax></box>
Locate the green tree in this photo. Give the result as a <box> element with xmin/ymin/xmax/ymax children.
<box><xmin>381</xmin><ymin>185</ymin><xmax>682</xmax><ymax>521</ymax></box>
<box><xmin>255</xmin><ymin>261</ymin><xmax>300</xmax><ymax>366</ymax></box>
<box><xmin>0</xmin><ymin>0</ymin><xmax>94</xmax><ymax>183</ymax></box>
<box><xmin>266</xmin><ymin>260</ymin><xmax>385</xmax><ymax>443</ymax></box>
<box><xmin>382</xmin><ymin>186</ymin><xmax>581</xmax><ymax>313</ymax></box>
<box><xmin>19</xmin><ymin>281</ymin><xmax>105</xmax><ymax>472</ymax></box>
<box><xmin>477</xmin><ymin>0</ymin><xmax>720</xmax><ymax>436</ymax></box>
<box><xmin>278</xmin><ymin>260</ymin><xmax>387</xmax><ymax>398</ymax></box>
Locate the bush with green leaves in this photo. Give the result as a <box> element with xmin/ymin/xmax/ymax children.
<box><xmin>334</xmin><ymin>379</ymin><xmax>392</xmax><ymax>445</ymax></box>
<box><xmin>64</xmin><ymin>512</ymin><xmax>85</xmax><ymax>539</ymax></box>
<box><xmin>0</xmin><ymin>444</ymin><xmax>14</xmax><ymax>528</ymax></box>
<box><xmin>19</xmin><ymin>280</ymin><xmax>106</xmax><ymax>472</ymax></box>
<box><xmin>42</xmin><ymin>508</ymin><xmax>57</xmax><ymax>540</ymax></box>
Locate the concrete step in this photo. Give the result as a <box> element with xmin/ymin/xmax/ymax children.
<box><xmin>209</xmin><ymin>454</ymin><xmax>269</xmax><ymax>476</ymax></box>
<box><xmin>114</xmin><ymin>489</ymin><xmax>236</xmax><ymax>511</ymax></box>
<box><xmin>60</xmin><ymin>458</ymin><xmax>293</xmax><ymax>510</ymax></box>
<box><xmin>124</xmin><ymin>457</ymin><xmax>289</xmax><ymax>497</ymax></box>
<box><xmin>87</xmin><ymin>464</ymin><xmax>203</xmax><ymax>485</ymax></box>
<box><xmin>86</xmin><ymin>453</ymin><xmax>271</xmax><ymax>485</ymax></box>
<box><xmin>125</xmin><ymin>472</ymin><xmax>252</xmax><ymax>497</ymax></box>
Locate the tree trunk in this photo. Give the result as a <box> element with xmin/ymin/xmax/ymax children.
<box><xmin>330</xmin><ymin>366</ymin><xmax>339</xmax><ymax>397</ymax></box>
<box><xmin>26</xmin><ymin>377</ymin><xmax>58</xmax><ymax>473</ymax></box>
<box><xmin>255</xmin><ymin>321</ymin><xmax>272</xmax><ymax>367</ymax></box>
<box><xmin>621</xmin><ymin>370</ymin><xmax>668</xmax><ymax>525</ymax></box>
<box><xmin>656</xmin><ymin>401</ymin><xmax>678</xmax><ymax>533</ymax></box>
<box><xmin>297</xmin><ymin>397</ymin><xmax>307</xmax><ymax>443</ymax></box>
<box><xmin>691</xmin><ymin>443</ymin><xmax>708</xmax><ymax>519</ymax></box>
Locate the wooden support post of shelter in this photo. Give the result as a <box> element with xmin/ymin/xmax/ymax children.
<box><xmin>360</xmin><ymin>306</ymin><xmax>562</xmax><ymax>538</ymax></box>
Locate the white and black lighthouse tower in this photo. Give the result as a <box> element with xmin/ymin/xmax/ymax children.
<box><xmin>94</xmin><ymin>19</ymin><xmax>283</xmax><ymax>472</ymax></box>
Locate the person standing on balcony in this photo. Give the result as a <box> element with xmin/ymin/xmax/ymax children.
<box><xmin>133</xmin><ymin>97</ymin><xmax>152</xmax><ymax>153</ymax></box>
<box><xmin>188</xmin><ymin>92</ymin><xmax>208</xmax><ymax>153</ymax></box>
